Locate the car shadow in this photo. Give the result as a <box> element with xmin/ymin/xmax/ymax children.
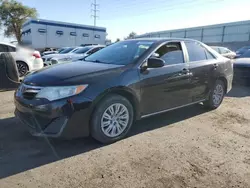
<box><xmin>227</xmin><ymin>85</ymin><xmax>250</xmax><ymax>98</ymax></box>
<box><xmin>0</xmin><ymin>104</ymin><xmax>208</xmax><ymax>179</ymax></box>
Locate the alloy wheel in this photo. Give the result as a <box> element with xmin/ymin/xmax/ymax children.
<box><xmin>17</xmin><ymin>62</ymin><xmax>28</xmax><ymax>77</ymax></box>
<box><xmin>212</xmin><ymin>84</ymin><xmax>224</xmax><ymax>105</ymax></box>
<box><xmin>101</xmin><ymin>103</ymin><xmax>129</xmax><ymax>137</ymax></box>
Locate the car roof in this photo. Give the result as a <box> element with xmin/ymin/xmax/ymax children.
<box><xmin>127</xmin><ymin>37</ymin><xmax>200</xmax><ymax>43</ymax></box>
<box><xmin>0</xmin><ymin>41</ymin><xmax>16</xmax><ymax>48</ymax></box>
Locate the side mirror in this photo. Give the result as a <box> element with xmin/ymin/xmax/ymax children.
<box><xmin>147</xmin><ymin>57</ymin><xmax>165</xmax><ymax>68</ymax></box>
<box><xmin>151</xmin><ymin>52</ymin><xmax>160</xmax><ymax>58</ymax></box>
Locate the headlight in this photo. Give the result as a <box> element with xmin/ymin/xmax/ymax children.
<box><xmin>47</xmin><ymin>57</ymin><xmax>52</xmax><ymax>61</ymax></box>
<box><xmin>36</xmin><ymin>85</ymin><xmax>88</xmax><ymax>101</ymax></box>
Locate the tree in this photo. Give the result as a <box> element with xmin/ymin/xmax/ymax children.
<box><xmin>125</xmin><ymin>32</ymin><xmax>137</xmax><ymax>40</ymax></box>
<box><xmin>0</xmin><ymin>0</ymin><xmax>37</xmax><ymax>42</ymax></box>
<box><xmin>115</xmin><ymin>38</ymin><xmax>120</xmax><ymax>42</ymax></box>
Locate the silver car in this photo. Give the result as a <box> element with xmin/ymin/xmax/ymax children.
<box><xmin>50</xmin><ymin>45</ymin><xmax>105</xmax><ymax>65</ymax></box>
<box><xmin>211</xmin><ymin>46</ymin><xmax>236</xmax><ymax>59</ymax></box>
<box><xmin>42</xmin><ymin>47</ymin><xmax>82</xmax><ymax>66</ymax></box>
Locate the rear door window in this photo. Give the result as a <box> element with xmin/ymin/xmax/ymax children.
<box><xmin>185</xmin><ymin>41</ymin><xmax>215</xmax><ymax>62</ymax></box>
<box><xmin>0</xmin><ymin>44</ymin><xmax>9</xmax><ymax>52</ymax></box>
<box><xmin>8</xmin><ymin>46</ymin><xmax>16</xmax><ymax>52</ymax></box>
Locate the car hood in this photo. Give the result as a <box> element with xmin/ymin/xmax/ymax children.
<box><xmin>55</xmin><ymin>53</ymin><xmax>85</xmax><ymax>60</ymax></box>
<box><xmin>42</xmin><ymin>53</ymin><xmax>68</xmax><ymax>59</ymax></box>
<box><xmin>23</xmin><ymin>61</ymin><xmax>124</xmax><ymax>86</ymax></box>
<box><xmin>233</xmin><ymin>58</ymin><xmax>250</xmax><ymax>67</ymax></box>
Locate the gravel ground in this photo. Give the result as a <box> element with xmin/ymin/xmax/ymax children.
<box><xmin>0</xmin><ymin>86</ymin><xmax>250</xmax><ymax>188</ymax></box>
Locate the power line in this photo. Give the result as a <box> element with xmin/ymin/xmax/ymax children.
<box><xmin>91</xmin><ymin>0</ymin><xmax>99</xmax><ymax>26</ymax></box>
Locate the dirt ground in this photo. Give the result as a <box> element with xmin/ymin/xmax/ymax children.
<box><xmin>0</xmin><ymin>86</ymin><xmax>250</xmax><ymax>188</ymax></box>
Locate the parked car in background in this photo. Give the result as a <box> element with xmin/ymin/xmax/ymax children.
<box><xmin>0</xmin><ymin>42</ymin><xmax>43</xmax><ymax>77</ymax></box>
<box><xmin>235</xmin><ymin>46</ymin><xmax>250</xmax><ymax>58</ymax></box>
<box><xmin>42</xmin><ymin>48</ymin><xmax>58</xmax><ymax>56</ymax></box>
<box><xmin>211</xmin><ymin>46</ymin><xmax>236</xmax><ymax>59</ymax></box>
<box><xmin>42</xmin><ymin>47</ymin><xmax>81</xmax><ymax>66</ymax></box>
<box><xmin>233</xmin><ymin>50</ymin><xmax>250</xmax><ymax>85</ymax></box>
<box><xmin>14</xmin><ymin>38</ymin><xmax>233</xmax><ymax>144</ymax></box>
<box><xmin>50</xmin><ymin>45</ymin><xmax>105</xmax><ymax>65</ymax></box>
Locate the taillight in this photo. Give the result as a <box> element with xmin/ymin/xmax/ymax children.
<box><xmin>33</xmin><ymin>53</ymin><xmax>41</xmax><ymax>58</ymax></box>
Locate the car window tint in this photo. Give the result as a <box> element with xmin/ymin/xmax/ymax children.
<box><xmin>8</xmin><ymin>46</ymin><xmax>16</xmax><ymax>52</ymax></box>
<box><xmin>74</xmin><ymin>47</ymin><xmax>92</xmax><ymax>54</ymax></box>
<box><xmin>205</xmin><ymin>50</ymin><xmax>215</xmax><ymax>60</ymax></box>
<box><xmin>240</xmin><ymin>50</ymin><xmax>250</xmax><ymax>58</ymax></box>
<box><xmin>87</xmin><ymin>47</ymin><xmax>102</xmax><ymax>55</ymax></box>
<box><xmin>220</xmin><ymin>47</ymin><xmax>230</xmax><ymax>54</ymax></box>
<box><xmin>185</xmin><ymin>41</ymin><xmax>208</xmax><ymax>62</ymax></box>
<box><xmin>154</xmin><ymin>42</ymin><xmax>184</xmax><ymax>65</ymax></box>
<box><xmin>0</xmin><ymin>44</ymin><xmax>9</xmax><ymax>52</ymax></box>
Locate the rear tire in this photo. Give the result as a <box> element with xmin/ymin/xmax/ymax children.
<box><xmin>16</xmin><ymin>61</ymin><xmax>28</xmax><ymax>77</ymax></box>
<box><xmin>204</xmin><ymin>80</ymin><xmax>225</xmax><ymax>109</ymax></box>
<box><xmin>90</xmin><ymin>94</ymin><xmax>134</xmax><ymax>144</ymax></box>
<box><xmin>1</xmin><ymin>53</ymin><xmax>19</xmax><ymax>82</ymax></box>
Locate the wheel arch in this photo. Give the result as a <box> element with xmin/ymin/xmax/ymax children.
<box><xmin>16</xmin><ymin>60</ymin><xmax>30</xmax><ymax>71</ymax></box>
<box><xmin>90</xmin><ymin>86</ymin><xmax>141</xmax><ymax>122</ymax></box>
<box><xmin>217</xmin><ymin>76</ymin><xmax>228</xmax><ymax>92</ymax></box>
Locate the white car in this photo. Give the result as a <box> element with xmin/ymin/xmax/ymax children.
<box><xmin>50</xmin><ymin>45</ymin><xmax>105</xmax><ymax>65</ymax></box>
<box><xmin>211</xmin><ymin>46</ymin><xmax>236</xmax><ymax>59</ymax></box>
<box><xmin>0</xmin><ymin>42</ymin><xmax>43</xmax><ymax>77</ymax></box>
<box><xmin>42</xmin><ymin>47</ymin><xmax>82</xmax><ymax>66</ymax></box>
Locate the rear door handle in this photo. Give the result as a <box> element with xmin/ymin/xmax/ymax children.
<box><xmin>213</xmin><ymin>64</ymin><xmax>218</xmax><ymax>69</ymax></box>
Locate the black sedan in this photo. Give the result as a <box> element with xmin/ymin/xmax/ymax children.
<box><xmin>14</xmin><ymin>38</ymin><xmax>233</xmax><ymax>143</ymax></box>
<box><xmin>233</xmin><ymin>50</ymin><xmax>250</xmax><ymax>85</ymax></box>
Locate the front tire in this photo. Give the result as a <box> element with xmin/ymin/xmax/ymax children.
<box><xmin>204</xmin><ymin>80</ymin><xmax>225</xmax><ymax>109</ymax></box>
<box><xmin>91</xmin><ymin>94</ymin><xmax>134</xmax><ymax>144</ymax></box>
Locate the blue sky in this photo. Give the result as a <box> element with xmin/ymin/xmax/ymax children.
<box><xmin>2</xmin><ymin>0</ymin><xmax>250</xmax><ymax>42</ymax></box>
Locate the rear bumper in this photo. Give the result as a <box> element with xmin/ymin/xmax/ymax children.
<box><xmin>14</xmin><ymin>96</ymin><xmax>92</xmax><ymax>139</ymax></box>
<box><xmin>30</xmin><ymin>58</ymin><xmax>44</xmax><ymax>71</ymax></box>
<box><xmin>233</xmin><ymin>66</ymin><xmax>250</xmax><ymax>85</ymax></box>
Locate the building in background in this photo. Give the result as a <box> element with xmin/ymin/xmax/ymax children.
<box><xmin>136</xmin><ymin>20</ymin><xmax>250</xmax><ymax>51</ymax></box>
<box><xmin>22</xmin><ymin>19</ymin><xmax>107</xmax><ymax>49</ymax></box>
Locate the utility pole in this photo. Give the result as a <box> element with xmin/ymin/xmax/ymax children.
<box><xmin>91</xmin><ymin>0</ymin><xmax>99</xmax><ymax>27</ymax></box>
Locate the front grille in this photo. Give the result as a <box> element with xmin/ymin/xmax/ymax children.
<box><xmin>51</xmin><ymin>59</ymin><xmax>58</xmax><ymax>65</ymax></box>
<box><xmin>20</xmin><ymin>84</ymin><xmax>42</xmax><ymax>100</ymax></box>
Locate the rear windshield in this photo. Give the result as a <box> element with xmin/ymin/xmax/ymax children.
<box><xmin>60</xmin><ymin>47</ymin><xmax>74</xmax><ymax>54</ymax></box>
<box><xmin>73</xmin><ymin>47</ymin><xmax>92</xmax><ymax>54</ymax></box>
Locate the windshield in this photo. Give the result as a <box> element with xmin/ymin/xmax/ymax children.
<box><xmin>85</xmin><ymin>40</ymin><xmax>154</xmax><ymax>65</ymax></box>
<box><xmin>240</xmin><ymin>50</ymin><xmax>250</xmax><ymax>58</ymax></box>
<box><xmin>59</xmin><ymin>47</ymin><xmax>75</xmax><ymax>54</ymax></box>
<box><xmin>73</xmin><ymin>47</ymin><xmax>92</xmax><ymax>54</ymax></box>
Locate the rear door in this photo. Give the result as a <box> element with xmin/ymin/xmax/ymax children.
<box><xmin>140</xmin><ymin>41</ymin><xmax>192</xmax><ymax>116</ymax></box>
<box><xmin>184</xmin><ymin>41</ymin><xmax>217</xmax><ymax>102</ymax></box>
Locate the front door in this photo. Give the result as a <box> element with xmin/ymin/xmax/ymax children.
<box><xmin>139</xmin><ymin>42</ymin><xmax>192</xmax><ymax>116</ymax></box>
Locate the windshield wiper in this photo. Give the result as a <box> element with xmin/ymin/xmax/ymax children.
<box><xmin>86</xmin><ymin>59</ymin><xmax>109</xmax><ymax>64</ymax></box>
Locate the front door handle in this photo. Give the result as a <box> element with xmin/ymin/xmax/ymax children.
<box><xmin>213</xmin><ymin>64</ymin><xmax>218</xmax><ymax>69</ymax></box>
